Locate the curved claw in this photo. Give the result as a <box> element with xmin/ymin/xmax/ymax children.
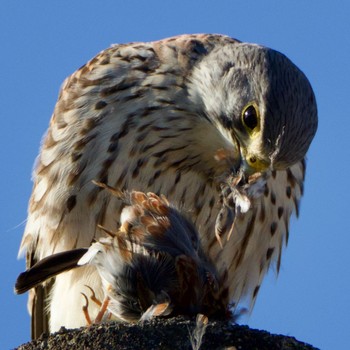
<box><xmin>84</xmin><ymin>284</ymin><xmax>102</xmax><ymax>307</ymax></box>
<box><xmin>81</xmin><ymin>293</ymin><xmax>92</xmax><ymax>325</ymax></box>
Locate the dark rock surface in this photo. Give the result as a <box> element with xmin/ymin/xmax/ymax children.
<box><xmin>15</xmin><ymin>317</ymin><xmax>319</xmax><ymax>350</ymax></box>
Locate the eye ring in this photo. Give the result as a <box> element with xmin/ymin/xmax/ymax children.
<box><xmin>241</xmin><ymin>103</ymin><xmax>260</xmax><ymax>133</ymax></box>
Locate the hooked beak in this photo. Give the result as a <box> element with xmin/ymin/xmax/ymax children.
<box><xmin>240</xmin><ymin>150</ymin><xmax>271</xmax><ymax>176</ymax></box>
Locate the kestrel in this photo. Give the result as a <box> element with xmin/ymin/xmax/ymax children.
<box><xmin>18</xmin><ymin>34</ymin><xmax>317</xmax><ymax>339</ymax></box>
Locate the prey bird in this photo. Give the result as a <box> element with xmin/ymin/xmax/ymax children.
<box><xmin>16</xmin><ymin>185</ymin><xmax>229</xmax><ymax>325</ymax></box>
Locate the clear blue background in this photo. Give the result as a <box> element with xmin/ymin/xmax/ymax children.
<box><xmin>1</xmin><ymin>2</ymin><xmax>348</xmax><ymax>349</ymax></box>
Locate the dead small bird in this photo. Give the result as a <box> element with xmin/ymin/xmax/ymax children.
<box><xmin>15</xmin><ymin>182</ymin><xmax>230</xmax><ymax>324</ymax></box>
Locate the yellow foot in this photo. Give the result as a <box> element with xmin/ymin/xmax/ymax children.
<box><xmin>81</xmin><ymin>285</ymin><xmax>111</xmax><ymax>325</ymax></box>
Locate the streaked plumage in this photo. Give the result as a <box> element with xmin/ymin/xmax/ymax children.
<box><xmin>18</xmin><ymin>34</ymin><xmax>317</xmax><ymax>338</ymax></box>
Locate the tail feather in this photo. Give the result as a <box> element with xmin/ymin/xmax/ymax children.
<box><xmin>15</xmin><ymin>248</ymin><xmax>88</xmax><ymax>294</ymax></box>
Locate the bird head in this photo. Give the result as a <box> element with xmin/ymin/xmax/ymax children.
<box><xmin>189</xmin><ymin>42</ymin><xmax>318</xmax><ymax>178</ymax></box>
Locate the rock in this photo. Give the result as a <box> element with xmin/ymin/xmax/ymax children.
<box><xmin>15</xmin><ymin>316</ymin><xmax>319</xmax><ymax>350</ymax></box>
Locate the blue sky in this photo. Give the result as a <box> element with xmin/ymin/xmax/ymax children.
<box><xmin>1</xmin><ymin>2</ymin><xmax>349</xmax><ymax>349</ymax></box>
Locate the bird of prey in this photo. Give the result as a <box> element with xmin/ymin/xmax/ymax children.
<box><xmin>18</xmin><ymin>34</ymin><xmax>317</xmax><ymax>339</ymax></box>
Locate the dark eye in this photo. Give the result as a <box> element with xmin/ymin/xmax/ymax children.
<box><xmin>242</xmin><ymin>105</ymin><xmax>259</xmax><ymax>131</ymax></box>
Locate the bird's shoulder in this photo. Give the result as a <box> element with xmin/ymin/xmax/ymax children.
<box><xmin>59</xmin><ymin>34</ymin><xmax>239</xmax><ymax>96</ymax></box>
